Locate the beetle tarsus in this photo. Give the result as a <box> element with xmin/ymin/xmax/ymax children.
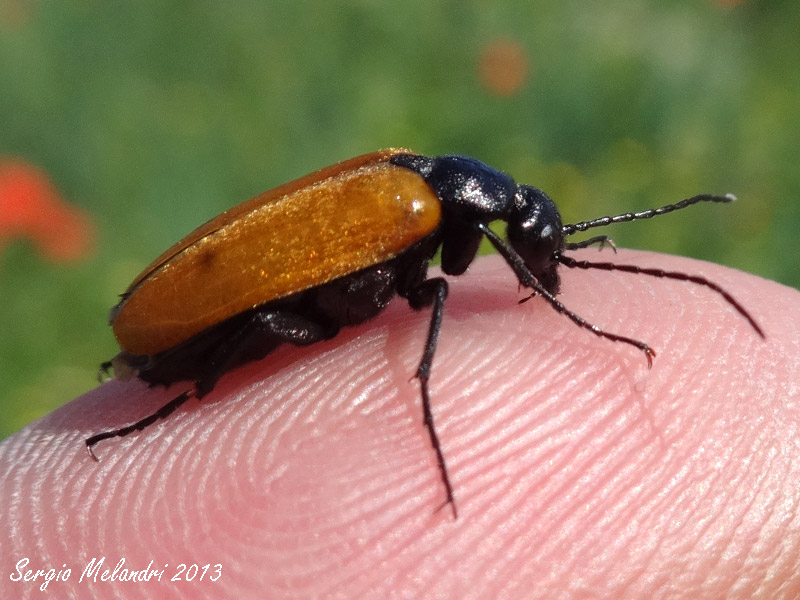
<box><xmin>643</xmin><ymin>346</ymin><xmax>656</xmax><ymax>369</ymax></box>
<box><xmin>434</xmin><ymin>496</ymin><xmax>459</xmax><ymax>520</ymax></box>
<box><xmin>86</xmin><ymin>442</ymin><xmax>101</xmax><ymax>462</ymax></box>
<box><xmin>564</xmin><ymin>235</ymin><xmax>617</xmax><ymax>253</ymax></box>
<box><xmin>85</xmin><ymin>390</ymin><xmax>194</xmax><ymax>460</ymax></box>
<box><xmin>418</xmin><ymin>372</ymin><xmax>458</xmax><ymax>520</ymax></box>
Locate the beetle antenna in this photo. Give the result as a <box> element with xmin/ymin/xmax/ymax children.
<box><xmin>561</xmin><ymin>193</ymin><xmax>736</xmax><ymax>237</ymax></box>
<box><xmin>85</xmin><ymin>390</ymin><xmax>194</xmax><ymax>461</ymax></box>
<box><xmin>557</xmin><ymin>254</ymin><xmax>765</xmax><ymax>338</ymax></box>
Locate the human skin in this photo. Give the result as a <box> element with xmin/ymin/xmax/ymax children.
<box><xmin>1</xmin><ymin>251</ymin><xmax>798</xmax><ymax>599</ymax></box>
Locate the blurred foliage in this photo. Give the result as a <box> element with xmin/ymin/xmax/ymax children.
<box><xmin>0</xmin><ymin>0</ymin><xmax>797</xmax><ymax>439</ymax></box>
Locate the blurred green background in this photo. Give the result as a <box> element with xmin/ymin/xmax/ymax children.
<box><xmin>0</xmin><ymin>0</ymin><xmax>797</xmax><ymax>440</ymax></box>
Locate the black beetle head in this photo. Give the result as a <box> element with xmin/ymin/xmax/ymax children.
<box><xmin>507</xmin><ymin>185</ymin><xmax>564</xmax><ymax>294</ymax></box>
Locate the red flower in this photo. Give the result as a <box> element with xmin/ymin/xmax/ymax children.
<box><xmin>0</xmin><ymin>159</ymin><xmax>95</xmax><ymax>262</ymax></box>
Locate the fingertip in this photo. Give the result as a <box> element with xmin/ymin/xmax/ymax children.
<box><xmin>3</xmin><ymin>251</ymin><xmax>797</xmax><ymax>597</ymax></box>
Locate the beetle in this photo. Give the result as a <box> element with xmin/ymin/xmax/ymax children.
<box><xmin>87</xmin><ymin>148</ymin><xmax>763</xmax><ymax>518</ymax></box>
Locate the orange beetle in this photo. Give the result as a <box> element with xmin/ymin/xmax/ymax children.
<box><xmin>89</xmin><ymin>148</ymin><xmax>762</xmax><ymax>518</ymax></box>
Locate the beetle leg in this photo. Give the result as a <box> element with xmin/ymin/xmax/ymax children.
<box><xmin>477</xmin><ymin>222</ymin><xmax>656</xmax><ymax>366</ymax></box>
<box><xmin>87</xmin><ymin>310</ymin><xmax>336</xmax><ymax>461</ymax></box>
<box><xmin>405</xmin><ymin>277</ymin><xmax>458</xmax><ymax>519</ymax></box>
<box><xmin>86</xmin><ymin>390</ymin><xmax>193</xmax><ymax>461</ymax></box>
<box><xmin>564</xmin><ymin>235</ymin><xmax>617</xmax><ymax>253</ymax></box>
<box><xmin>192</xmin><ymin>310</ymin><xmax>338</xmax><ymax>397</ymax></box>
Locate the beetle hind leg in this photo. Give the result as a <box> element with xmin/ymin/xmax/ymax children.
<box><xmin>86</xmin><ymin>390</ymin><xmax>193</xmax><ymax>461</ymax></box>
<box><xmin>86</xmin><ymin>308</ymin><xmax>338</xmax><ymax>461</ymax></box>
<box><xmin>192</xmin><ymin>310</ymin><xmax>338</xmax><ymax>397</ymax></box>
